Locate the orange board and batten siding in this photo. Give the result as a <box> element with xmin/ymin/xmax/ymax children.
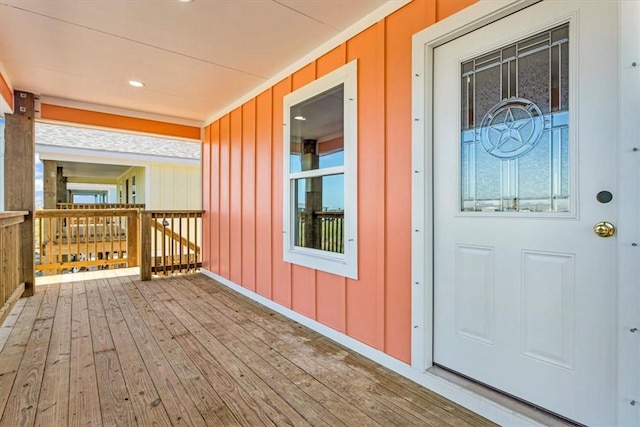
<box><xmin>202</xmin><ymin>125</ymin><xmax>212</xmax><ymax>271</ymax></box>
<box><xmin>40</xmin><ymin>104</ymin><xmax>200</xmax><ymax>140</ymax></box>
<box><xmin>201</xmin><ymin>0</ymin><xmax>477</xmax><ymax>363</ymax></box>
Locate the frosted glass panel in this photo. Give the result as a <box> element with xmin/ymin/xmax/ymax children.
<box><xmin>460</xmin><ymin>24</ymin><xmax>570</xmax><ymax>213</ymax></box>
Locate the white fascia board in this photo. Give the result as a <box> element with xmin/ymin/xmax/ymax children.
<box><xmin>67</xmin><ymin>183</ymin><xmax>117</xmax><ymax>191</ymax></box>
<box><xmin>35</xmin><ymin>143</ymin><xmax>200</xmax><ymax>167</ymax></box>
<box><xmin>204</xmin><ymin>0</ymin><xmax>411</xmax><ymax>126</ymax></box>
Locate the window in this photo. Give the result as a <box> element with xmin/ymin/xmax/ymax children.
<box><xmin>460</xmin><ymin>24</ymin><xmax>570</xmax><ymax>213</ymax></box>
<box><xmin>132</xmin><ymin>175</ymin><xmax>136</xmax><ymax>203</ymax></box>
<box><xmin>283</xmin><ymin>60</ymin><xmax>358</xmax><ymax>279</ymax></box>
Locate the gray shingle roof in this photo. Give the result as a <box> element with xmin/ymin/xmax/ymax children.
<box><xmin>36</xmin><ymin>123</ymin><xmax>200</xmax><ymax>160</ymax></box>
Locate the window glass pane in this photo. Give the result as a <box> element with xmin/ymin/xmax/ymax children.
<box><xmin>293</xmin><ymin>174</ymin><xmax>344</xmax><ymax>253</ymax></box>
<box><xmin>474</xmin><ymin>65</ymin><xmax>501</xmax><ymax>127</ymax></box>
<box><xmin>460</xmin><ymin>24</ymin><xmax>569</xmax><ymax>213</ymax></box>
<box><xmin>290</xmin><ymin>84</ymin><xmax>344</xmax><ymax>173</ymax></box>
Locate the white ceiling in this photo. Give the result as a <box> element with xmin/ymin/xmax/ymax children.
<box><xmin>54</xmin><ymin>160</ymin><xmax>130</xmax><ymax>180</ymax></box>
<box><xmin>0</xmin><ymin>0</ymin><xmax>392</xmax><ymax>124</ymax></box>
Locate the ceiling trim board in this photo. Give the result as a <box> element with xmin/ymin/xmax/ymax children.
<box><xmin>40</xmin><ymin>103</ymin><xmax>201</xmax><ymax>140</ymax></box>
<box><xmin>39</xmin><ymin>96</ymin><xmax>202</xmax><ymax>128</ymax></box>
<box><xmin>204</xmin><ymin>0</ymin><xmax>411</xmax><ymax>126</ymax></box>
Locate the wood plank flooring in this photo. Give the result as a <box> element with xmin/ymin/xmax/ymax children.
<box><xmin>0</xmin><ymin>270</ymin><xmax>495</xmax><ymax>426</ymax></box>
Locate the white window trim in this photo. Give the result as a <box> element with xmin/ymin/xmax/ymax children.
<box><xmin>283</xmin><ymin>60</ymin><xmax>358</xmax><ymax>279</ymax></box>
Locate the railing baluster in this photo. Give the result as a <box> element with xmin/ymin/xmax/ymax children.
<box><xmin>161</xmin><ymin>213</ymin><xmax>167</xmax><ymax>276</ymax></box>
<box><xmin>178</xmin><ymin>213</ymin><xmax>183</xmax><ymax>273</ymax></box>
<box><xmin>37</xmin><ymin>217</ymin><xmax>43</xmax><ymax>269</ymax></box>
<box><xmin>153</xmin><ymin>213</ymin><xmax>157</xmax><ymax>273</ymax></box>
<box><xmin>109</xmin><ymin>214</ymin><xmax>114</xmax><ymax>269</ymax></box>
<box><xmin>47</xmin><ymin>217</ymin><xmax>53</xmax><ymax>269</ymax></box>
<box><xmin>169</xmin><ymin>213</ymin><xmax>175</xmax><ymax>275</ymax></box>
<box><xmin>187</xmin><ymin>212</ymin><xmax>191</xmax><ymax>273</ymax></box>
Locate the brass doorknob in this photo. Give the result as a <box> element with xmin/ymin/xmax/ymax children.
<box><xmin>593</xmin><ymin>221</ymin><xmax>615</xmax><ymax>237</ymax></box>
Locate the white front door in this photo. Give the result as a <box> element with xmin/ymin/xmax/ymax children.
<box><xmin>433</xmin><ymin>1</ymin><xmax>618</xmax><ymax>425</ymax></box>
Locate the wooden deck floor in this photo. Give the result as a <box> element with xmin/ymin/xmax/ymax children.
<box><xmin>0</xmin><ymin>270</ymin><xmax>495</xmax><ymax>426</ymax></box>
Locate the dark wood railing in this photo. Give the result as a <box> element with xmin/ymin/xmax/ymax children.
<box><xmin>140</xmin><ymin>210</ymin><xmax>202</xmax><ymax>280</ymax></box>
<box><xmin>35</xmin><ymin>209</ymin><xmax>139</xmax><ymax>273</ymax></box>
<box><xmin>0</xmin><ymin>211</ymin><xmax>28</xmax><ymax>327</ymax></box>
<box><xmin>56</xmin><ymin>203</ymin><xmax>146</xmax><ymax>210</ymax></box>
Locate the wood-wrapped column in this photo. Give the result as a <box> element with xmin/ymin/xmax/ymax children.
<box><xmin>302</xmin><ymin>139</ymin><xmax>322</xmax><ymax>249</ymax></box>
<box><xmin>4</xmin><ymin>90</ymin><xmax>35</xmax><ymax>296</ymax></box>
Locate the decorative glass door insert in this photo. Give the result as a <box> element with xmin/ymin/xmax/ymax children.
<box><xmin>460</xmin><ymin>24</ymin><xmax>569</xmax><ymax>213</ymax></box>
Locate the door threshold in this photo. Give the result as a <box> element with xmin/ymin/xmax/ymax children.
<box><xmin>428</xmin><ymin>365</ymin><xmax>583</xmax><ymax>427</ymax></box>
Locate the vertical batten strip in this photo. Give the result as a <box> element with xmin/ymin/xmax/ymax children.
<box><xmin>219</xmin><ymin>115</ymin><xmax>231</xmax><ymax>278</ymax></box>
<box><xmin>242</xmin><ymin>99</ymin><xmax>257</xmax><ymax>292</ymax></box>
<box><xmin>255</xmin><ymin>89</ymin><xmax>273</xmax><ymax>299</ymax></box>
<box><xmin>230</xmin><ymin>108</ymin><xmax>243</xmax><ymax>285</ymax></box>
<box><xmin>271</xmin><ymin>77</ymin><xmax>293</xmax><ymax>308</ymax></box>
<box><xmin>210</xmin><ymin>121</ymin><xmax>221</xmax><ymax>275</ymax></box>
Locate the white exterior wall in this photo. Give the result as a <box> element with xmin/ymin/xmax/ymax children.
<box><xmin>116</xmin><ymin>166</ymin><xmax>145</xmax><ymax>205</ymax></box>
<box><xmin>146</xmin><ymin>163</ymin><xmax>201</xmax><ymax>210</ymax></box>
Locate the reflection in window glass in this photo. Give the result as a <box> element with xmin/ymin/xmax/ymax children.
<box><xmin>460</xmin><ymin>24</ymin><xmax>570</xmax><ymax>213</ymax></box>
<box><xmin>294</xmin><ymin>174</ymin><xmax>344</xmax><ymax>253</ymax></box>
<box><xmin>290</xmin><ymin>85</ymin><xmax>344</xmax><ymax>173</ymax></box>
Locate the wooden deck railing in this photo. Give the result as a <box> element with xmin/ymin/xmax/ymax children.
<box><xmin>56</xmin><ymin>203</ymin><xmax>146</xmax><ymax>210</ymax></box>
<box><xmin>35</xmin><ymin>209</ymin><xmax>139</xmax><ymax>273</ymax></box>
<box><xmin>140</xmin><ymin>210</ymin><xmax>203</xmax><ymax>280</ymax></box>
<box><xmin>0</xmin><ymin>211</ymin><xmax>28</xmax><ymax>327</ymax></box>
<box><xmin>297</xmin><ymin>210</ymin><xmax>344</xmax><ymax>253</ymax></box>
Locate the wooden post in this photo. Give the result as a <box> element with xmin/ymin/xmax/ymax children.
<box><xmin>41</xmin><ymin>160</ymin><xmax>58</xmax><ymax>276</ymax></box>
<box><xmin>126</xmin><ymin>210</ymin><xmax>139</xmax><ymax>267</ymax></box>
<box><xmin>302</xmin><ymin>139</ymin><xmax>322</xmax><ymax>249</ymax></box>
<box><xmin>140</xmin><ymin>211</ymin><xmax>152</xmax><ymax>281</ymax></box>
<box><xmin>4</xmin><ymin>91</ymin><xmax>35</xmax><ymax>297</ymax></box>
<box><xmin>56</xmin><ymin>166</ymin><xmax>68</xmax><ymax>204</ymax></box>
<box><xmin>42</xmin><ymin>160</ymin><xmax>57</xmax><ymax>209</ymax></box>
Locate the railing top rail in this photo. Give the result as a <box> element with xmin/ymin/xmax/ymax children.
<box><xmin>0</xmin><ymin>211</ymin><xmax>29</xmax><ymax>219</ymax></box>
<box><xmin>314</xmin><ymin>211</ymin><xmax>345</xmax><ymax>216</ymax></box>
<box><xmin>36</xmin><ymin>208</ymin><xmax>140</xmax><ymax>218</ymax></box>
<box><xmin>148</xmin><ymin>210</ymin><xmax>204</xmax><ymax>216</ymax></box>
<box><xmin>0</xmin><ymin>211</ymin><xmax>28</xmax><ymax>228</ymax></box>
<box><xmin>56</xmin><ymin>203</ymin><xmax>145</xmax><ymax>209</ymax></box>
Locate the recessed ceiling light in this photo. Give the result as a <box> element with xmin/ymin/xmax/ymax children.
<box><xmin>178</xmin><ymin>0</ymin><xmax>194</xmax><ymax>3</ymax></box>
<box><xmin>294</xmin><ymin>116</ymin><xmax>306</xmax><ymax>121</ymax></box>
<box><xmin>128</xmin><ymin>80</ymin><xmax>145</xmax><ymax>88</ymax></box>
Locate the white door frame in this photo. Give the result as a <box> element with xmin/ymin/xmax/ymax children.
<box><xmin>410</xmin><ymin>0</ymin><xmax>639</xmax><ymax>424</ymax></box>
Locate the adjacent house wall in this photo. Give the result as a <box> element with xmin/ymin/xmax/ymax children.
<box><xmin>117</xmin><ymin>166</ymin><xmax>146</xmax><ymax>205</ymax></box>
<box><xmin>147</xmin><ymin>164</ymin><xmax>201</xmax><ymax>211</ymax></box>
<box><xmin>202</xmin><ymin>0</ymin><xmax>477</xmax><ymax>363</ymax></box>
